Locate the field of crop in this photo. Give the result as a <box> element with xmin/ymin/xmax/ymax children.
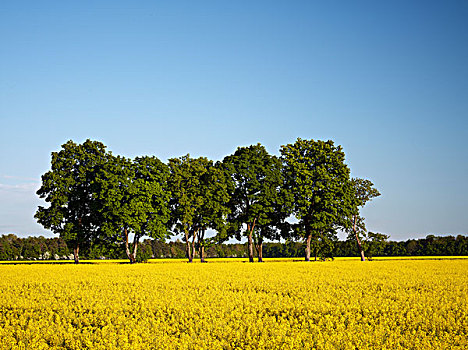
<box><xmin>0</xmin><ymin>259</ymin><xmax>467</xmax><ymax>349</ymax></box>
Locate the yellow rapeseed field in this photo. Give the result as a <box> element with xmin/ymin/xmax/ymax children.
<box><xmin>0</xmin><ymin>260</ymin><xmax>467</xmax><ymax>349</ymax></box>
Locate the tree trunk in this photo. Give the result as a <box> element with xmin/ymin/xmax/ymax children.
<box><xmin>184</xmin><ymin>230</ymin><xmax>192</xmax><ymax>263</ymax></box>
<box><xmin>199</xmin><ymin>230</ymin><xmax>206</xmax><ymax>263</ymax></box>
<box><xmin>257</xmin><ymin>243</ymin><xmax>263</xmax><ymax>263</ymax></box>
<box><xmin>122</xmin><ymin>227</ymin><xmax>136</xmax><ymax>264</ymax></box>
<box><xmin>74</xmin><ymin>218</ymin><xmax>82</xmax><ymax>264</ymax></box>
<box><xmin>305</xmin><ymin>233</ymin><xmax>311</xmax><ymax>262</ymax></box>
<box><xmin>247</xmin><ymin>231</ymin><xmax>254</xmax><ymax>262</ymax></box>
<box><xmin>131</xmin><ymin>234</ymin><xmax>140</xmax><ymax>264</ymax></box>
<box><xmin>353</xmin><ymin>215</ymin><xmax>366</xmax><ymax>261</ymax></box>
<box><xmin>192</xmin><ymin>232</ymin><xmax>197</xmax><ymax>261</ymax></box>
<box><xmin>200</xmin><ymin>245</ymin><xmax>205</xmax><ymax>263</ymax></box>
<box><xmin>254</xmin><ymin>235</ymin><xmax>263</xmax><ymax>263</ymax></box>
<box><xmin>247</xmin><ymin>219</ymin><xmax>256</xmax><ymax>262</ymax></box>
<box><xmin>73</xmin><ymin>243</ymin><xmax>80</xmax><ymax>264</ymax></box>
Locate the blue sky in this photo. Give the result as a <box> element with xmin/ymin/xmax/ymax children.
<box><xmin>1</xmin><ymin>1</ymin><xmax>467</xmax><ymax>241</ymax></box>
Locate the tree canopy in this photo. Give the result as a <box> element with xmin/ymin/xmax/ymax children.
<box><xmin>35</xmin><ymin>140</ymin><xmax>108</xmax><ymax>263</ymax></box>
<box><xmin>97</xmin><ymin>154</ymin><xmax>171</xmax><ymax>263</ymax></box>
<box><xmin>168</xmin><ymin>155</ymin><xmax>230</xmax><ymax>262</ymax></box>
<box><xmin>280</xmin><ymin>138</ymin><xmax>354</xmax><ymax>261</ymax></box>
<box><xmin>346</xmin><ymin>178</ymin><xmax>381</xmax><ymax>261</ymax></box>
<box><xmin>222</xmin><ymin>144</ymin><xmax>289</xmax><ymax>262</ymax></box>
<box><xmin>34</xmin><ymin>138</ymin><xmax>385</xmax><ymax>263</ymax></box>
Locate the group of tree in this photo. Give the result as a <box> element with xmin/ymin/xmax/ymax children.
<box><xmin>34</xmin><ymin>138</ymin><xmax>383</xmax><ymax>264</ymax></box>
<box><xmin>1</xmin><ymin>233</ymin><xmax>467</xmax><ymax>261</ymax></box>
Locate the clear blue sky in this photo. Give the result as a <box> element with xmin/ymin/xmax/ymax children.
<box><xmin>1</xmin><ymin>1</ymin><xmax>467</xmax><ymax>241</ymax></box>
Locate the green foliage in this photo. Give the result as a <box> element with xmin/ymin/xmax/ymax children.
<box><xmin>136</xmin><ymin>244</ymin><xmax>153</xmax><ymax>263</ymax></box>
<box><xmin>31</xmin><ymin>138</ymin><xmax>390</xmax><ymax>263</ymax></box>
<box><xmin>99</xmin><ymin>155</ymin><xmax>170</xmax><ymax>238</ymax></box>
<box><xmin>35</xmin><ymin>140</ymin><xmax>108</xmax><ymax>261</ymax></box>
<box><xmin>97</xmin><ymin>154</ymin><xmax>171</xmax><ymax>262</ymax></box>
<box><xmin>280</xmin><ymin>138</ymin><xmax>353</xmax><ymax>260</ymax></box>
<box><xmin>223</xmin><ymin>145</ymin><xmax>288</xmax><ymax>234</ymax></box>
<box><xmin>347</xmin><ymin>178</ymin><xmax>381</xmax><ymax>236</ymax></box>
<box><xmin>168</xmin><ymin>155</ymin><xmax>230</xmax><ymax>261</ymax></box>
<box><xmin>222</xmin><ymin>143</ymin><xmax>290</xmax><ymax>261</ymax></box>
<box><xmin>168</xmin><ymin>155</ymin><xmax>211</xmax><ymax>235</ymax></box>
<box><xmin>365</xmin><ymin>232</ymin><xmax>389</xmax><ymax>259</ymax></box>
<box><xmin>345</xmin><ymin>177</ymin><xmax>381</xmax><ymax>260</ymax></box>
<box><xmin>351</xmin><ymin>178</ymin><xmax>381</xmax><ymax>208</ymax></box>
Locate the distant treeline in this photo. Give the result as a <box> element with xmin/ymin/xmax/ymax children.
<box><xmin>1</xmin><ymin>234</ymin><xmax>467</xmax><ymax>261</ymax></box>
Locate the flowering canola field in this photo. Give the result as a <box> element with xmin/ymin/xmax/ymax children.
<box><xmin>0</xmin><ymin>260</ymin><xmax>467</xmax><ymax>349</ymax></box>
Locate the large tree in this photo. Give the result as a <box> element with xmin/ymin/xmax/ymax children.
<box><xmin>222</xmin><ymin>144</ymin><xmax>287</xmax><ymax>262</ymax></box>
<box><xmin>168</xmin><ymin>155</ymin><xmax>229</xmax><ymax>263</ymax></box>
<box><xmin>280</xmin><ymin>138</ymin><xmax>353</xmax><ymax>261</ymax></box>
<box><xmin>35</xmin><ymin>140</ymin><xmax>108</xmax><ymax>263</ymax></box>
<box><xmin>98</xmin><ymin>154</ymin><xmax>171</xmax><ymax>263</ymax></box>
<box><xmin>192</xmin><ymin>161</ymin><xmax>230</xmax><ymax>262</ymax></box>
<box><xmin>347</xmin><ymin>178</ymin><xmax>381</xmax><ymax>261</ymax></box>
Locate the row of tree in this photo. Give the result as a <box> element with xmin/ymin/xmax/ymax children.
<box><xmin>35</xmin><ymin>138</ymin><xmax>381</xmax><ymax>263</ymax></box>
<box><xmin>2</xmin><ymin>233</ymin><xmax>467</xmax><ymax>261</ymax></box>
